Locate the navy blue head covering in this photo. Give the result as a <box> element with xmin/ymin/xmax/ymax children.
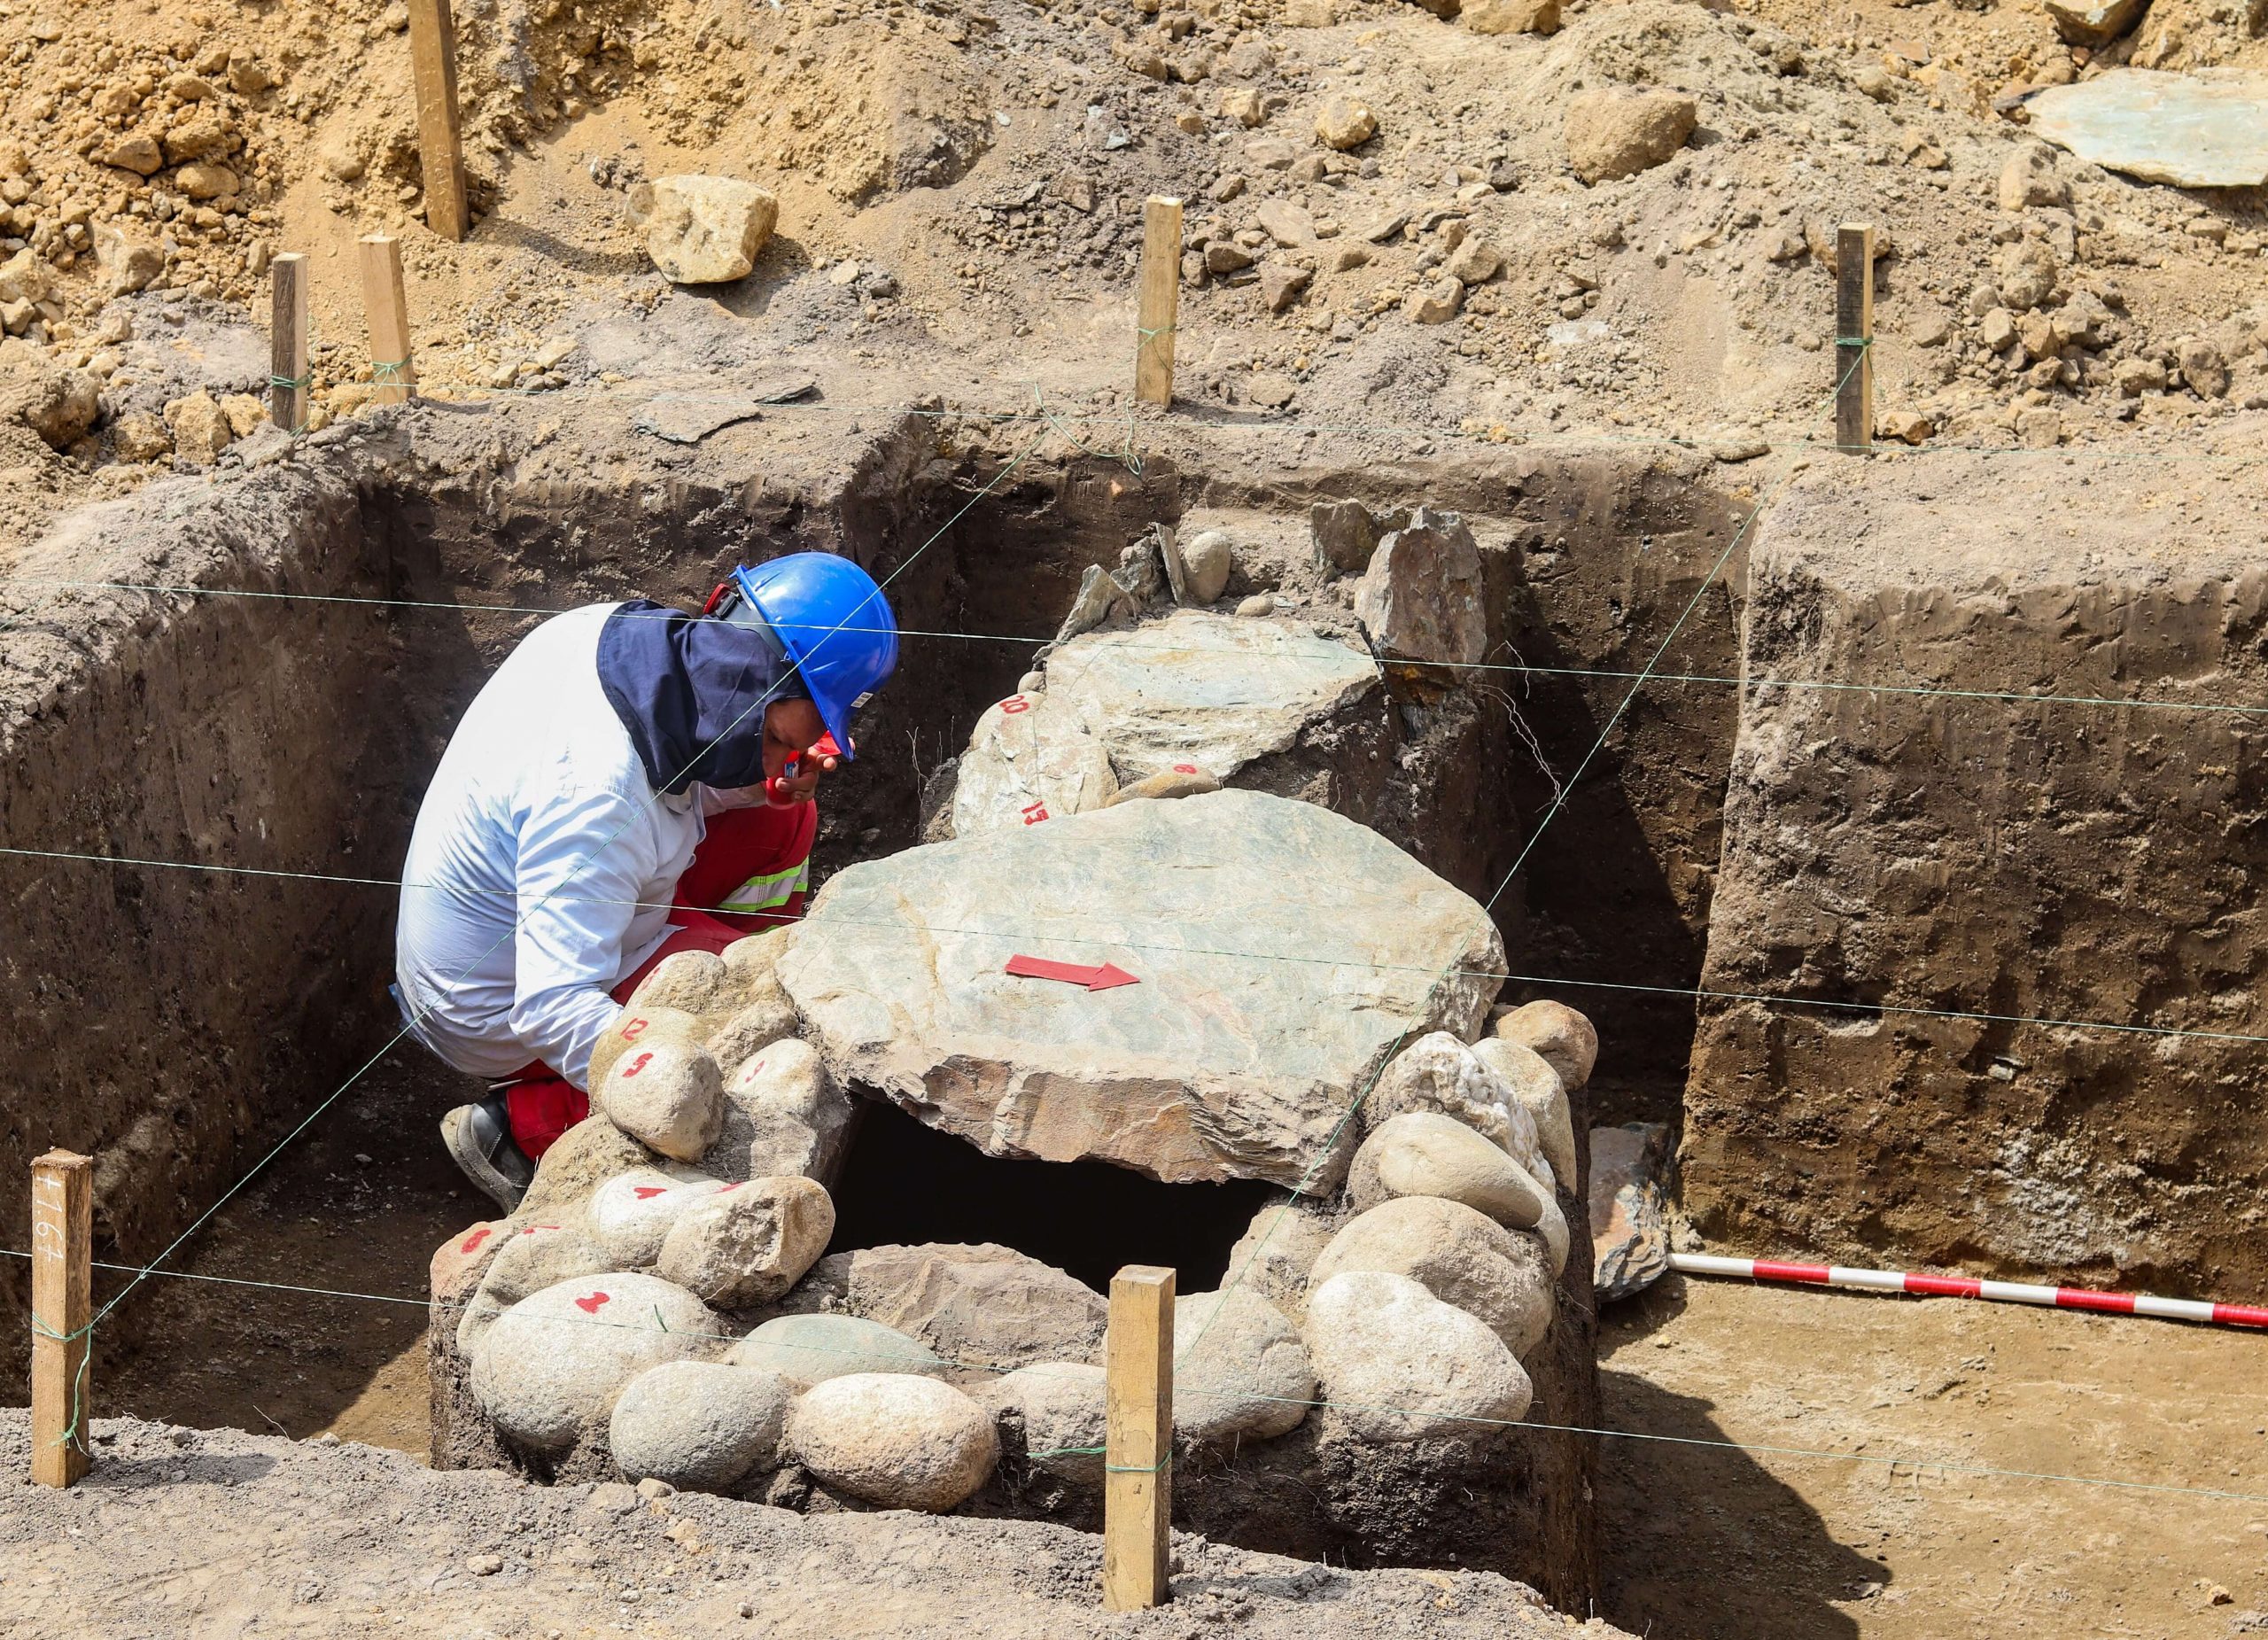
<box><xmin>595</xmin><ymin>601</ymin><xmax>806</xmax><ymax>796</ymax></box>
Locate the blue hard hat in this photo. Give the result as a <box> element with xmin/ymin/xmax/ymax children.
<box><xmin>727</xmin><ymin>553</ymin><xmax>898</xmax><ymax>758</ymax></box>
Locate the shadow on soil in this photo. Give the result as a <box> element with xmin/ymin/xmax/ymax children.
<box><xmin>1596</xmin><ymin>1286</ymin><xmax>1885</xmax><ymax>1640</ymax></box>
<box><xmin>84</xmin><ymin>1044</ymin><xmax>478</xmax><ymax>1453</ymax></box>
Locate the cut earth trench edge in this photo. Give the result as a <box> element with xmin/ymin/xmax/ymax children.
<box><xmin>8</xmin><ymin>406</ymin><xmax>2268</xmax><ymax>1632</ymax></box>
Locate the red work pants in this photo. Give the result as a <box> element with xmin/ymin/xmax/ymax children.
<box><xmin>502</xmin><ymin>799</ymin><xmax>816</xmax><ymax>1159</ymax></box>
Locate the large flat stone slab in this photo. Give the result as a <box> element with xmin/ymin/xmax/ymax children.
<box><xmin>778</xmin><ymin>790</ymin><xmax>1505</xmax><ymax>1187</ymax></box>
<box><xmin>951</xmin><ymin>611</ymin><xmax>1379</xmax><ymax>836</ymax></box>
<box><xmin>1045</xmin><ymin>610</ymin><xmax>1378</xmax><ymax>783</ymax></box>
<box><xmin>2028</xmin><ymin>70</ymin><xmax>2268</xmax><ymax>189</ymax></box>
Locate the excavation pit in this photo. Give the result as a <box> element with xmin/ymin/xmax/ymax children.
<box><xmin>39</xmin><ymin>398</ymin><xmax>2264</xmax><ymax>1597</ymax></box>
<box><xmin>0</xmin><ymin>393</ymin><xmax>1761</xmax><ymax>1610</ymax></box>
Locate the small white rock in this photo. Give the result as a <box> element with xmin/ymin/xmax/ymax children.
<box><xmin>1471</xmin><ymin>1038</ymin><xmax>1575</xmax><ymax>1195</ymax></box>
<box><xmin>1179</xmin><ymin>530</ymin><xmax>1235</xmax><ymax>605</ymax></box>
<box><xmin>787</xmin><ymin>1373</ymin><xmax>999</xmax><ymax>1511</ymax></box>
<box><xmin>1494</xmin><ymin>999</ymin><xmax>1598</xmax><ymax>1090</ymax></box>
<box><xmin>1303</xmin><ymin>1270</ymin><xmax>1532</xmax><ymax>1440</ymax></box>
<box><xmin>594</xmin><ymin>1038</ymin><xmax>726</xmax><ymax>1162</ymax></box>
<box><xmin>1349</xmin><ymin>1111</ymin><xmax>1549</xmax><ymax>1227</ymax></box>
<box><xmin>626</xmin><ymin>950</ymin><xmax>732</xmax><ymax>1030</ymax></box>
<box><xmin>471</xmin><ymin>1273</ymin><xmax>718</xmax><ymax>1454</ymax></box>
<box><xmin>655</xmin><ymin>1176</ymin><xmax>835</xmax><ymax>1308</ymax></box>
<box><xmin>609</xmin><ymin>1360</ymin><xmax>791</xmax><ymax>1491</ymax></box>
<box><xmin>980</xmin><ymin>1362</ymin><xmax>1107</xmax><ymax>1483</ymax></box>
<box><xmin>712</xmin><ymin>1039</ymin><xmax>850</xmax><ymax>1183</ymax></box>
<box><xmin>1174</xmin><ymin>1288</ymin><xmax>1313</xmax><ymax>1443</ymax></box>
<box><xmin>586</xmin><ymin>1169</ymin><xmax>727</xmax><ymax>1268</ymax></box>
<box><xmin>1365</xmin><ymin>1032</ymin><xmax>1548</xmax><ymax>1186</ymax></box>
<box><xmin>1310</xmin><ymin>1194</ymin><xmax>1556</xmax><ymax>1359</ymax></box>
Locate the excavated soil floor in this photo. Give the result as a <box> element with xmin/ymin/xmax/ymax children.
<box><xmin>66</xmin><ymin>1061</ymin><xmax>2268</xmax><ymax>1638</ymax></box>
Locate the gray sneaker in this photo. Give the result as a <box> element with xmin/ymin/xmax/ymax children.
<box><xmin>441</xmin><ymin>1094</ymin><xmax>532</xmax><ymax>1216</ymax></box>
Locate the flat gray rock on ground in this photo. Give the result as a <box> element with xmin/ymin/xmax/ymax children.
<box><xmin>778</xmin><ymin>789</ymin><xmax>1505</xmax><ymax>1187</ymax></box>
<box><xmin>0</xmin><ymin>1413</ymin><xmax>1602</xmax><ymax>1638</ymax></box>
<box><xmin>2026</xmin><ymin>69</ymin><xmax>2268</xmax><ymax>188</ymax></box>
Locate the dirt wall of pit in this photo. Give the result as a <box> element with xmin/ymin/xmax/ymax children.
<box><xmin>1683</xmin><ymin>454</ymin><xmax>2268</xmax><ymax>1294</ymax></box>
<box><xmin>0</xmin><ymin>473</ymin><xmax>394</xmax><ymax>1364</ymax></box>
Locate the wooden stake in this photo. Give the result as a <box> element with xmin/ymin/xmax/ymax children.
<box><xmin>1102</xmin><ymin>1263</ymin><xmax>1175</xmax><ymax>1611</ymax></box>
<box><xmin>269</xmin><ymin>253</ymin><xmax>309</xmax><ymax>432</ymax></box>
<box><xmin>357</xmin><ymin>235</ymin><xmax>416</xmax><ymax>404</ymax></box>
<box><xmin>407</xmin><ymin>0</ymin><xmax>470</xmax><ymax>242</ymax></box>
<box><xmin>29</xmin><ymin>1150</ymin><xmax>92</xmax><ymax>1488</ymax></box>
<box><xmin>1834</xmin><ymin>222</ymin><xmax>1875</xmax><ymax>454</ymax></box>
<box><xmin>1134</xmin><ymin>196</ymin><xmax>1184</xmax><ymax>408</ymax></box>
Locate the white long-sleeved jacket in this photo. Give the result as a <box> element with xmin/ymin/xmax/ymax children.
<box><xmin>394</xmin><ymin>602</ymin><xmax>716</xmax><ymax>1089</ymax></box>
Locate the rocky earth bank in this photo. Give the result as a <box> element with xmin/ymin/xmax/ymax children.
<box><xmin>1</xmin><ymin>0</ymin><xmax>2264</xmax><ymax>565</ymax></box>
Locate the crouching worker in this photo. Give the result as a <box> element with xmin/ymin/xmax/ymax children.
<box><xmin>393</xmin><ymin>554</ymin><xmax>898</xmax><ymax>1212</ymax></box>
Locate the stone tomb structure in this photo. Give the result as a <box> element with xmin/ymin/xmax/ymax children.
<box><xmin>431</xmin><ymin>550</ymin><xmax>1603</xmax><ymax>1603</ymax></box>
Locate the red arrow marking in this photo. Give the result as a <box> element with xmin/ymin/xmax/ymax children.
<box><xmin>633</xmin><ymin>1186</ymin><xmax>668</xmax><ymax>1200</ymax></box>
<box><xmin>1005</xmin><ymin>954</ymin><xmax>1140</xmax><ymax>991</ymax></box>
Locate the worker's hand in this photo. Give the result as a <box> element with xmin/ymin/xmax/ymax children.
<box><xmin>765</xmin><ymin>743</ymin><xmax>837</xmax><ymax>805</ymax></box>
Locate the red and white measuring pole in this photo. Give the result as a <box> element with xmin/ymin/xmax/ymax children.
<box><xmin>1671</xmin><ymin>1253</ymin><xmax>2268</xmax><ymax>1333</ymax></box>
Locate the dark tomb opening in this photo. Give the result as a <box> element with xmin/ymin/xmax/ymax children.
<box><xmin>825</xmin><ymin>1095</ymin><xmax>1278</xmax><ymax>1294</ymax></box>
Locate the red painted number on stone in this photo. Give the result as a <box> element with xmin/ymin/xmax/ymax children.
<box><xmin>622</xmin><ymin>1017</ymin><xmax>649</xmax><ymax>1041</ymax></box>
<box><xmin>575</xmin><ymin>1291</ymin><xmax>610</xmax><ymax>1315</ymax></box>
<box><xmin>460</xmin><ymin>1226</ymin><xmax>492</xmax><ymax>1255</ymax></box>
<box><xmin>623</xmin><ymin>1052</ymin><xmax>653</xmax><ymax>1078</ymax></box>
<box><xmin>1021</xmin><ymin>802</ymin><xmax>1050</xmax><ymax>825</ymax></box>
<box><xmin>1174</xmin><ymin>764</ymin><xmax>1199</xmax><ymax>774</ymax></box>
<box><xmin>1000</xmin><ymin>696</ymin><xmax>1031</xmax><ymax>715</ymax></box>
<box><xmin>633</xmin><ymin>1186</ymin><xmax>666</xmax><ymax>1201</ymax></box>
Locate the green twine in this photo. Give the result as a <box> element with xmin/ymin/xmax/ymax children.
<box><xmin>30</xmin><ymin>1314</ymin><xmax>94</xmax><ymax>1464</ymax></box>
<box><xmin>369</xmin><ymin>359</ymin><xmax>411</xmax><ymax>384</ymax></box>
<box><xmin>268</xmin><ymin>373</ymin><xmax>313</xmax><ymax>435</ymax></box>
<box><xmin>1826</xmin><ymin>333</ymin><xmax>1875</xmax><ymax>452</ymax></box>
<box><xmin>1022</xmin><ymin>1444</ymin><xmax>1172</xmax><ymax>1475</ymax></box>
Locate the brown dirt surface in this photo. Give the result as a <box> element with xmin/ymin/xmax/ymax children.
<box><xmin>1597</xmin><ymin>1274</ymin><xmax>2268</xmax><ymax>1638</ymax></box>
<box><xmin>54</xmin><ymin>1056</ymin><xmax>2268</xmax><ymax>1639</ymax></box>
<box><xmin>2</xmin><ymin>0</ymin><xmax>2264</xmax><ymax>566</ymax></box>
<box><xmin>83</xmin><ymin>1051</ymin><xmax>481</xmax><ymax>1447</ymax></box>
<box><xmin>0</xmin><ymin>1411</ymin><xmax>1604</xmax><ymax>1638</ymax></box>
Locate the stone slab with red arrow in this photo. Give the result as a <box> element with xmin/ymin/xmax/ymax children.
<box><xmin>1003</xmin><ymin>953</ymin><xmax>1140</xmax><ymax>991</ymax></box>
